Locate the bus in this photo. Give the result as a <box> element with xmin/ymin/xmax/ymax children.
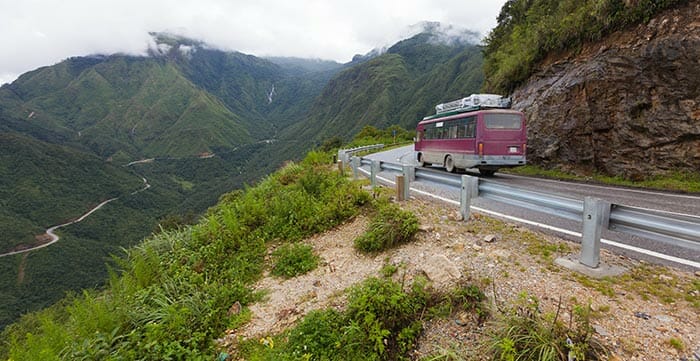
<box><xmin>414</xmin><ymin>94</ymin><xmax>526</xmax><ymax>176</ymax></box>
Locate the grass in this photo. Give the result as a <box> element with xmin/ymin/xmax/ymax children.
<box><xmin>505</xmin><ymin>165</ymin><xmax>700</xmax><ymax>193</ymax></box>
<box><xmin>568</xmin><ymin>263</ymin><xmax>700</xmax><ymax>309</ymax></box>
<box><xmin>354</xmin><ymin>199</ymin><xmax>420</xmax><ymax>253</ymax></box>
<box><xmin>270</xmin><ymin>243</ymin><xmax>320</xmax><ymax>278</ymax></box>
<box><xmin>484</xmin><ymin>292</ymin><xmax>607</xmax><ymax>361</ymax></box>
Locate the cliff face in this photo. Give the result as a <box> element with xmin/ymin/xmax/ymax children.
<box><xmin>513</xmin><ymin>2</ymin><xmax>700</xmax><ymax>179</ymax></box>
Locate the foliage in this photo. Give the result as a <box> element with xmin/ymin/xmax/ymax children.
<box><xmin>485</xmin><ymin>292</ymin><xmax>606</xmax><ymax>361</ymax></box>
<box><xmin>271</xmin><ymin>243</ymin><xmax>320</xmax><ymax>278</ymax></box>
<box><xmin>354</xmin><ymin>200</ymin><xmax>419</xmax><ymax>253</ymax></box>
<box><xmin>350</xmin><ymin>125</ymin><xmax>414</xmax><ymax>147</ymax></box>
<box><xmin>483</xmin><ymin>0</ymin><xmax>688</xmax><ymax>93</ymax></box>
<box><xmin>242</xmin><ymin>279</ymin><xmax>487</xmax><ymax>361</ymax></box>
<box><xmin>505</xmin><ymin>165</ymin><xmax>700</xmax><ymax>193</ymax></box>
<box><xmin>0</xmin><ymin>160</ymin><xmax>368</xmax><ymax>359</ymax></box>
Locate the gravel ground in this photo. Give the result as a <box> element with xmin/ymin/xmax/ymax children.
<box><xmin>223</xmin><ymin>195</ymin><xmax>699</xmax><ymax>360</ymax></box>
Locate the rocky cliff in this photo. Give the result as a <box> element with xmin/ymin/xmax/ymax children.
<box><xmin>513</xmin><ymin>1</ymin><xmax>700</xmax><ymax>179</ymax></box>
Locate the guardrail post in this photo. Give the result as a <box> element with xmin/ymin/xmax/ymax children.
<box><xmin>396</xmin><ymin>175</ymin><xmax>405</xmax><ymax>201</ymax></box>
<box><xmin>401</xmin><ymin>165</ymin><xmax>413</xmax><ymax>200</ymax></box>
<box><xmin>351</xmin><ymin>156</ymin><xmax>360</xmax><ymax>180</ymax></box>
<box><xmin>460</xmin><ymin>175</ymin><xmax>479</xmax><ymax>221</ymax></box>
<box><xmin>580</xmin><ymin>197</ymin><xmax>610</xmax><ymax>268</ymax></box>
<box><xmin>337</xmin><ymin>160</ymin><xmax>344</xmax><ymax>175</ymax></box>
<box><xmin>370</xmin><ymin>160</ymin><xmax>380</xmax><ymax>189</ymax></box>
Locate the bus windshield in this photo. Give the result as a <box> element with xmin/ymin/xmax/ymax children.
<box><xmin>484</xmin><ymin>113</ymin><xmax>522</xmax><ymax>129</ymax></box>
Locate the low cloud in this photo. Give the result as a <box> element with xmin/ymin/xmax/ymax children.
<box><xmin>0</xmin><ymin>0</ymin><xmax>505</xmax><ymax>85</ymax></box>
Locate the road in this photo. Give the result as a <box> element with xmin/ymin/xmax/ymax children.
<box><xmin>362</xmin><ymin>145</ymin><xmax>700</xmax><ymax>270</ymax></box>
<box><xmin>0</xmin><ymin>177</ymin><xmax>151</xmax><ymax>258</ymax></box>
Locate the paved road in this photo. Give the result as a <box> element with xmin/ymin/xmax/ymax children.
<box><xmin>363</xmin><ymin>145</ymin><xmax>700</xmax><ymax>270</ymax></box>
<box><xmin>0</xmin><ymin>177</ymin><xmax>150</xmax><ymax>258</ymax></box>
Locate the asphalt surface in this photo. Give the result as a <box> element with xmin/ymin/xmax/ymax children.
<box><xmin>362</xmin><ymin>145</ymin><xmax>700</xmax><ymax>270</ymax></box>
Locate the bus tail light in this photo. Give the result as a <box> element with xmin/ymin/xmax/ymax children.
<box><xmin>523</xmin><ymin>143</ymin><xmax>527</xmax><ymax>154</ymax></box>
<box><xmin>478</xmin><ymin>142</ymin><xmax>484</xmax><ymax>157</ymax></box>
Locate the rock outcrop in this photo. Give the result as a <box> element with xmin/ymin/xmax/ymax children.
<box><xmin>513</xmin><ymin>2</ymin><xmax>700</xmax><ymax>179</ymax></box>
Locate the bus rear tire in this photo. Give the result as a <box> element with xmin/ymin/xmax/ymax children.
<box><xmin>445</xmin><ymin>155</ymin><xmax>456</xmax><ymax>173</ymax></box>
<box><xmin>417</xmin><ymin>153</ymin><xmax>431</xmax><ymax>167</ymax></box>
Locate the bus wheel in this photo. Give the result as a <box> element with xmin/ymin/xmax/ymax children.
<box><xmin>445</xmin><ymin>155</ymin><xmax>456</xmax><ymax>173</ymax></box>
<box><xmin>417</xmin><ymin>153</ymin><xmax>431</xmax><ymax>167</ymax></box>
<box><xmin>479</xmin><ymin>168</ymin><xmax>496</xmax><ymax>176</ymax></box>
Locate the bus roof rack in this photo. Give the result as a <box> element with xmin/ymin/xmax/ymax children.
<box><xmin>435</xmin><ymin>94</ymin><xmax>511</xmax><ymax>114</ymax></box>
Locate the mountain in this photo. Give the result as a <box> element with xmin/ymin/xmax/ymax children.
<box><xmin>0</xmin><ymin>25</ymin><xmax>486</xmax><ymax>329</ymax></box>
<box><xmin>279</xmin><ymin>27</ymin><xmax>484</xmax><ymax>149</ymax></box>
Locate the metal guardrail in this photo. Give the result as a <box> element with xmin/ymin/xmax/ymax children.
<box><xmin>345</xmin><ymin>155</ymin><xmax>700</xmax><ymax>269</ymax></box>
<box><xmin>337</xmin><ymin>144</ymin><xmax>384</xmax><ymax>165</ymax></box>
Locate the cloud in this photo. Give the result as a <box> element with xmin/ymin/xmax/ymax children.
<box><xmin>0</xmin><ymin>0</ymin><xmax>505</xmax><ymax>85</ymax></box>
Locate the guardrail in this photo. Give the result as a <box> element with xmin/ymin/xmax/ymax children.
<box><xmin>345</xmin><ymin>155</ymin><xmax>700</xmax><ymax>270</ymax></box>
<box><xmin>337</xmin><ymin>144</ymin><xmax>384</xmax><ymax>165</ymax></box>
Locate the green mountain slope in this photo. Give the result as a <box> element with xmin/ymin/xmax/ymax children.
<box><xmin>2</xmin><ymin>56</ymin><xmax>252</xmax><ymax>160</ymax></box>
<box><xmin>279</xmin><ymin>30</ymin><xmax>484</xmax><ymax>150</ymax></box>
<box><xmin>0</xmin><ymin>131</ymin><xmax>143</xmax><ymax>252</ymax></box>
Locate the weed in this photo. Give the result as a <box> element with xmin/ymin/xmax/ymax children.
<box><xmin>354</xmin><ymin>200</ymin><xmax>419</xmax><ymax>253</ymax></box>
<box><xmin>485</xmin><ymin>292</ymin><xmax>607</xmax><ymax>361</ymax></box>
<box><xmin>668</xmin><ymin>337</ymin><xmax>684</xmax><ymax>352</ymax></box>
<box><xmin>271</xmin><ymin>243</ymin><xmax>320</xmax><ymax>278</ymax></box>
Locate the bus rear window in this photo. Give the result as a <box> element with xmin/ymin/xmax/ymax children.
<box><xmin>484</xmin><ymin>114</ymin><xmax>522</xmax><ymax>129</ymax></box>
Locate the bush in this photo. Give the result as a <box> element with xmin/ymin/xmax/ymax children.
<box><xmin>354</xmin><ymin>201</ymin><xmax>419</xmax><ymax>253</ymax></box>
<box><xmin>485</xmin><ymin>292</ymin><xmax>606</xmax><ymax>361</ymax></box>
<box><xmin>271</xmin><ymin>243</ymin><xmax>320</xmax><ymax>278</ymax></box>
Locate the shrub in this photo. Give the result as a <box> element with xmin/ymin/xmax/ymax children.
<box><xmin>485</xmin><ymin>292</ymin><xmax>606</xmax><ymax>361</ymax></box>
<box><xmin>271</xmin><ymin>243</ymin><xmax>320</xmax><ymax>278</ymax></box>
<box><xmin>354</xmin><ymin>201</ymin><xmax>419</xmax><ymax>253</ymax></box>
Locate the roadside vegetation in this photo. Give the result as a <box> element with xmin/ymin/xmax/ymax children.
<box><xmin>504</xmin><ymin>165</ymin><xmax>700</xmax><ymax>193</ymax></box>
<box><xmin>483</xmin><ymin>0</ymin><xmax>688</xmax><ymax>93</ymax></box>
<box><xmin>0</xmin><ymin>151</ymin><xmax>369</xmax><ymax>360</ymax></box>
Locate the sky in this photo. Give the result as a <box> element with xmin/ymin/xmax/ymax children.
<box><xmin>0</xmin><ymin>0</ymin><xmax>506</xmax><ymax>85</ymax></box>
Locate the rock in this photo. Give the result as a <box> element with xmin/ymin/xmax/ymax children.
<box><xmin>657</xmin><ymin>274</ymin><xmax>673</xmax><ymax>282</ymax></box>
<box><xmin>634</xmin><ymin>311</ymin><xmax>651</xmax><ymax>320</ymax></box>
<box><xmin>655</xmin><ymin>314</ymin><xmax>673</xmax><ymax>323</ymax></box>
<box><xmin>419</xmin><ymin>254</ymin><xmax>461</xmax><ymax>288</ymax></box>
<box><xmin>449</xmin><ymin>211</ymin><xmax>464</xmax><ymax>221</ymax></box>
<box><xmin>418</xmin><ymin>224</ymin><xmax>433</xmax><ymax>232</ymax></box>
<box><xmin>511</xmin><ymin>4</ymin><xmax>700</xmax><ymax>178</ymax></box>
<box><xmin>695</xmin><ymin>270</ymin><xmax>700</xmax><ymax>277</ymax></box>
<box><xmin>593</xmin><ymin>324</ymin><xmax>609</xmax><ymax>337</ymax></box>
<box><xmin>483</xmin><ymin>235</ymin><xmax>497</xmax><ymax>243</ymax></box>
<box><xmin>227</xmin><ymin>301</ymin><xmax>242</xmax><ymax>316</ymax></box>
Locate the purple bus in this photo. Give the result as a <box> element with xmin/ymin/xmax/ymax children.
<box><xmin>414</xmin><ymin>94</ymin><xmax>527</xmax><ymax>176</ymax></box>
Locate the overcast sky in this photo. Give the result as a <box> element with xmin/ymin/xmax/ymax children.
<box><xmin>0</xmin><ymin>0</ymin><xmax>506</xmax><ymax>85</ymax></box>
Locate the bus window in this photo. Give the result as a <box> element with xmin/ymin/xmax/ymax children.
<box><xmin>484</xmin><ymin>113</ymin><xmax>522</xmax><ymax>129</ymax></box>
<box><xmin>448</xmin><ymin>126</ymin><xmax>458</xmax><ymax>139</ymax></box>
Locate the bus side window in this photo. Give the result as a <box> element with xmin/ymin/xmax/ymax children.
<box><xmin>466</xmin><ymin>120</ymin><xmax>475</xmax><ymax>138</ymax></box>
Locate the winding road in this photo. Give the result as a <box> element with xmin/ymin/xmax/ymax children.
<box><xmin>0</xmin><ymin>175</ymin><xmax>150</xmax><ymax>258</ymax></box>
<box><xmin>363</xmin><ymin>145</ymin><xmax>700</xmax><ymax>270</ymax></box>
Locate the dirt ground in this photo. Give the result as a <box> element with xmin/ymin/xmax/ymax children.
<box><xmin>223</xmin><ymin>195</ymin><xmax>699</xmax><ymax>360</ymax></box>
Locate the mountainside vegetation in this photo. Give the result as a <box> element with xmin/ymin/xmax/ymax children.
<box><xmin>279</xmin><ymin>33</ymin><xmax>484</xmax><ymax>150</ymax></box>
<box><xmin>482</xmin><ymin>0</ymin><xmax>689</xmax><ymax>93</ymax></box>
<box><xmin>0</xmin><ymin>153</ymin><xmax>371</xmax><ymax>359</ymax></box>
